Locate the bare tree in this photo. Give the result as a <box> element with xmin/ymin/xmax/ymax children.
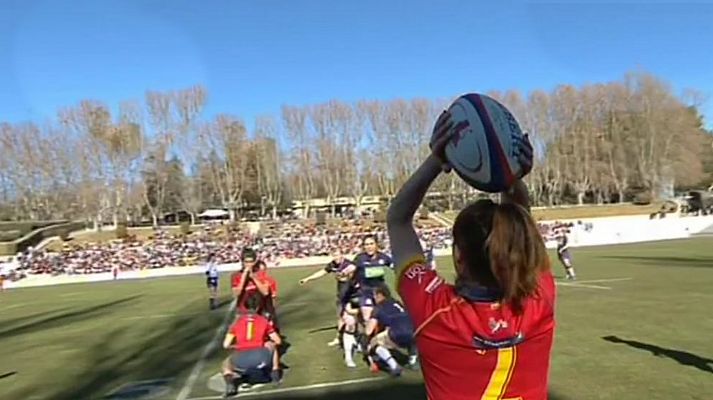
<box><xmin>254</xmin><ymin>116</ymin><xmax>283</xmax><ymax>218</ymax></box>
<box><xmin>199</xmin><ymin>115</ymin><xmax>249</xmax><ymax>220</ymax></box>
<box><xmin>282</xmin><ymin>105</ymin><xmax>315</xmax><ymax>217</ymax></box>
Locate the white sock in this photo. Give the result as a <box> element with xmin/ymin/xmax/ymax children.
<box><xmin>343</xmin><ymin>333</ymin><xmax>356</xmax><ymax>365</ymax></box>
<box><xmin>375</xmin><ymin>345</ymin><xmax>399</xmax><ymax>370</ymax></box>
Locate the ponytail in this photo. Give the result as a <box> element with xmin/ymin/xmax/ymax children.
<box><xmin>486</xmin><ymin>203</ymin><xmax>549</xmax><ymax>313</ymax></box>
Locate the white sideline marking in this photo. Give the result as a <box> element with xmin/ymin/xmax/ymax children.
<box><xmin>557</xmin><ymin>282</ymin><xmax>612</xmax><ymax>290</ymax></box>
<box><xmin>176</xmin><ymin>299</ymin><xmax>236</xmax><ymax>400</ymax></box>
<box><xmin>59</xmin><ymin>292</ymin><xmax>83</xmax><ymax>297</ymax></box>
<box><xmin>0</xmin><ymin>303</ymin><xmax>25</xmax><ymax>311</ymax></box>
<box><xmin>573</xmin><ymin>278</ymin><xmax>633</xmax><ymax>284</ymax></box>
<box><xmin>186</xmin><ymin>377</ymin><xmax>385</xmax><ymax>400</ymax></box>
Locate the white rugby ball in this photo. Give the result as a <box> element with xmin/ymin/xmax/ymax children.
<box><xmin>439</xmin><ymin>93</ymin><xmax>531</xmax><ymax>193</ymax></box>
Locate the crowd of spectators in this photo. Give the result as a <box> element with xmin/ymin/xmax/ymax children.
<box><xmin>3</xmin><ymin>218</ymin><xmax>451</xmax><ymax>278</ymax></box>
<box><xmin>2</xmin><ymin>217</ymin><xmax>590</xmax><ymax>279</ymax></box>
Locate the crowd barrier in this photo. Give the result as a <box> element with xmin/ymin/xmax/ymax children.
<box><xmin>5</xmin><ymin>215</ymin><xmax>712</xmax><ymax>290</ymax></box>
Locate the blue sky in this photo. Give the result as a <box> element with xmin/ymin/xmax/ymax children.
<box><xmin>1</xmin><ymin>0</ymin><xmax>712</xmax><ymax>128</ymax></box>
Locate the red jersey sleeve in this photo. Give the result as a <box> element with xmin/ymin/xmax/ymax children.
<box><xmin>269</xmin><ymin>276</ymin><xmax>278</xmax><ymax>298</ymax></box>
<box><xmin>396</xmin><ymin>256</ymin><xmax>454</xmax><ymax>329</ymax></box>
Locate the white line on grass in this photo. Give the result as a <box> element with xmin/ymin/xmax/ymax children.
<box><xmin>186</xmin><ymin>377</ymin><xmax>385</xmax><ymax>400</ymax></box>
<box><xmin>0</xmin><ymin>303</ymin><xmax>25</xmax><ymax>311</ymax></box>
<box><xmin>59</xmin><ymin>292</ymin><xmax>83</xmax><ymax>297</ymax></box>
<box><xmin>572</xmin><ymin>278</ymin><xmax>632</xmax><ymax>284</ymax></box>
<box><xmin>557</xmin><ymin>282</ymin><xmax>612</xmax><ymax>290</ymax></box>
<box><xmin>176</xmin><ymin>299</ymin><xmax>236</xmax><ymax>400</ymax></box>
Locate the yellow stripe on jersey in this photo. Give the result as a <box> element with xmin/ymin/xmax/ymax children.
<box><xmin>481</xmin><ymin>347</ymin><xmax>519</xmax><ymax>400</ymax></box>
<box><xmin>395</xmin><ymin>255</ymin><xmax>427</xmax><ymax>289</ymax></box>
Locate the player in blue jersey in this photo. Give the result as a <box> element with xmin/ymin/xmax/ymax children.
<box><xmin>366</xmin><ymin>285</ymin><xmax>418</xmax><ymax>376</ymax></box>
<box><xmin>351</xmin><ymin>235</ymin><xmax>393</xmax><ymax>322</ymax></box>
<box><xmin>205</xmin><ymin>254</ymin><xmax>220</xmax><ymax>310</ymax></box>
<box><xmin>557</xmin><ymin>233</ymin><xmax>576</xmax><ymax>280</ymax></box>
<box><xmin>299</xmin><ymin>249</ymin><xmax>356</xmax><ymax>346</ymax></box>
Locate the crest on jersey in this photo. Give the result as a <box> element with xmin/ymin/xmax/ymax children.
<box><xmin>488</xmin><ymin>317</ymin><xmax>509</xmax><ymax>334</ymax></box>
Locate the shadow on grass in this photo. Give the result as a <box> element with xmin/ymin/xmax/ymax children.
<box><xmin>603</xmin><ymin>336</ymin><xmax>713</xmax><ymax>374</ymax></box>
<box><xmin>16</xmin><ymin>282</ymin><xmax>320</xmax><ymax>400</ymax></box>
<box><xmin>0</xmin><ymin>295</ymin><xmax>141</xmax><ymax>340</ymax></box>
<box><xmin>0</xmin><ymin>371</ymin><xmax>17</xmax><ymax>380</ymax></box>
<box><xmin>601</xmin><ymin>255</ymin><xmax>713</xmax><ymax>269</ymax></box>
<box><xmin>18</xmin><ymin>296</ymin><xmax>215</xmax><ymax>400</ymax></box>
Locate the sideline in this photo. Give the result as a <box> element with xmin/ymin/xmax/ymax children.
<box><xmin>176</xmin><ymin>299</ymin><xmax>237</xmax><ymax>400</ymax></box>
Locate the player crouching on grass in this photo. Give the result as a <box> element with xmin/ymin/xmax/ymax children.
<box><xmin>221</xmin><ymin>292</ymin><xmax>283</xmax><ymax>398</ymax></box>
<box><xmin>365</xmin><ymin>285</ymin><xmax>418</xmax><ymax>376</ymax></box>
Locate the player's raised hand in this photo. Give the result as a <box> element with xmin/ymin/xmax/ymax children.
<box><xmin>429</xmin><ymin>110</ymin><xmax>454</xmax><ymax>173</ymax></box>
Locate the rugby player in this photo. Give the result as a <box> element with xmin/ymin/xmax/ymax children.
<box><xmin>299</xmin><ymin>248</ymin><xmax>356</xmax><ymax>346</ymax></box>
<box><xmin>351</xmin><ymin>236</ymin><xmax>393</xmax><ymax>322</ymax></box>
<box><xmin>386</xmin><ymin>111</ymin><xmax>555</xmax><ymax>400</ymax></box>
<box><xmin>232</xmin><ymin>249</ymin><xmax>272</xmax><ymax>315</ymax></box>
<box><xmin>365</xmin><ymin>285</ymin><xmax>418</xmax><ymax>376</ymax></box>
<box><xmin>221</xmin><ymin>292</ymin><xmax>282</xmax><ymax>398</ymax></box>
<box><xmin>557</xmin><ymin>233</ymin><xmax>577</xmax><ymax>280</ymax></box>
<box><xmin>205</xmin><ymin>254</ymin><xmax>220</xmax><ymax>310</ymax></box>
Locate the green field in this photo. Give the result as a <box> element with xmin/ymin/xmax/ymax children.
<box><xmin>1</xmin><ymin>238</ymin><xmax>712</xmax><ymax>400</ymax></box>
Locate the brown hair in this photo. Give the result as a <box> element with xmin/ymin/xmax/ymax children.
<box><xmin>452</xmin><ymin>199</ymin><xmax>549</xmax><ymax>313</ymax></box>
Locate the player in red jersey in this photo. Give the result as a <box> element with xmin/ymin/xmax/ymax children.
<box><xmin>386</xmin><ymin>111</ymin><xmax>554</xmax><ymax>400</ymax></box>
<box><xmin>221</xmin><ymin>292</ymin><xmax>282</xmax><ymax>397</ymax></box>
<box><xmin>231</xmin><ymin>249</ymin><xmax>272</xmax><ymax>314</ymax></box>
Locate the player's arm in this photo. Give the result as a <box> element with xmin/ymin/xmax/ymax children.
<box><xmin>387</xmin><ymin>112</ymin><xmax>452</xmax><ymax>276</ymax></box>
<box><xmin>365</xmin><ymin>318</ymin><xmax>379</xmax><ymax>337</ymax></box>
<box><xmin>233</xmin><ymin>267</ymin><xmax>250</xmax><ymax>298</ymax></box>
<box><xmin>339</xmin><ymin>263</ymin><xmax>356</xmax><ymax>278</ymax></box>
<box><xmin>267</xmin><ymin>331</ymin><xmax>282</xmax><ymax>346</ymax></box>
<box><xmin>558</xmin><ymin>241</ymin><xmax>569</xmax><ymax>253</ymax></box>
<box><xmin>252</xmin><ymin>274</ymin><xmax>271</xmax><ymax>296</ymax></box>
<box><xmin>222</xmin><ymin>333</ymin><xmax>235</xmax><ymax>349</ymax></box>
<box><xmin>299</xmin><ymin>269</ymin><xmax>328</xmax><ymax>285</ymax></box>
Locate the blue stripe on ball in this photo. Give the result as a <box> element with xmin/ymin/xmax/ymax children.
<box><xmin>463</xmin><ymin>94</ymin><xmax>507</xmax><ymax>192</ymax></box>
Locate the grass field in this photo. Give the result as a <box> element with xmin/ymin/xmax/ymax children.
<box><xmin>1</xmin><ymin>238</ymin><xmax>712</xmax><ymax>400</ymax></box>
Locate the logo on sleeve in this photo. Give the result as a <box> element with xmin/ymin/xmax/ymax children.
<box><xmin>405</xmin><ymin>265</ymin><xmax>427</xmax><ymax>284</ymax></box>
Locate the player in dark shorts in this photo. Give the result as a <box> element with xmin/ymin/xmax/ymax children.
<box><xmin>557</xmin><ymin>233</ymin><xmax>576</xmax><ymax>280</ymax></box>
<box><xmin>366</xmin><ymin>285</ymin><xmax>418</xmax><ymax>376</ymax></box>
<box><xmin>205</xmin><ymin>254</ymin><xmax>220</xmax><ymax>310</ymax></box>
<box><xmin>299</xmin><ymin>248</ymin><xmax>356</xmax><ymax>346</ymax></box>
<box><xmin>221</xmin><ymin>292</ymin><xmax>282</xmax><ymax>398</ymax></box>
<box><xmin>351</xmin><ymin>235</ymin><xmax>393</xmax><ymax>321</ymax></box>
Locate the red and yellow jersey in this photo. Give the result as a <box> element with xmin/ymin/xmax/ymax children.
<box><xmin>229</xmin><ymin>313</ymin><xmax>275</xmax><ymax>351</ymax></box>
<box><xmin>397</xmin><ymin>258</ymin><xmax>556</xmax><ymax>400</ymax></box>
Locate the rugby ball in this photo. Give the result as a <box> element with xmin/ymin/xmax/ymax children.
<box><xmin>437</xmin><ymin>93</ymin><xmax>532</xmax><ymax>193</ymax></box>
